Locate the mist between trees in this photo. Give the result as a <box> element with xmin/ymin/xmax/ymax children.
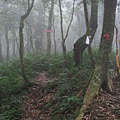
<box><xmin>0</xmin><ymin>0</ymin><xmax>119</xmax><ymax>62</ymax></box>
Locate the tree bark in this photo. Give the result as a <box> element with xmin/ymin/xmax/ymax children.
<box><xmin>74</xmin><ymin>34</ymin><xmax>87</xmax><ymax>66</ymax></box>
<box><xmin>53</xmin><ymin>11</ymin><xmax>56</xmax><ymax>56</ymax></box>
<box><xmin>34</xmin><ymin>4</ymin><xmax>45</xmax><ymax>53</ymax></box>
<box><xmin>83</xmin><ymin>0</ymin><xmax>95</xmax><ymax>66</ymax></box>
<box><xmin>0</xmin><ymin>35</ymin><xmax>3</xmax><ymax>62</ymax></box>
<box><xmin>75</xmin><ymin>11</ymin><xmax>82</xmax><ymax>36</ymax></box>
<box><xmin>19</xmin><ymin>0</ymin><xmax>35</xmax><ymax>83</ymax></box>
<box><xmin>74</xmin><ymin>0</ymin><xmax>98</xmax><ymax>66</ymax></box>
<box><xmin>3</xmin><ymin>1</ymin><xmax>9</xmax><ymax>60</ymax></box>
<box><xmin>13</xmin><ymin>35</ymin><xmax>16</xmax><ymax>57</ymax></box>
<box><xmin>10</xmin><ymin>27</ymin><xmax>19</xmax><ymax>56</ymax></box>
<box><xmin>76</xmin><ymin>0</ymin><xmax>117</xmax><ymax>119</ymax></box>
<box><xmin>26</xmin><ymin>23</ymin><xmax>31</xmax><ymax>53</ymax></box>
<box><xmin>4</xmin><ymin>24</ymin><xmax>9</xmax><ymax>60</ymax></box>
<box><xmin>47</xmin><ymin>0</ymin><xmax>54</xmax><ymax>56</ymax></box>
<box><xmin>25</xmin><ymin>20</ymin><xmax>34</xmax><ymax>53</ymax></box>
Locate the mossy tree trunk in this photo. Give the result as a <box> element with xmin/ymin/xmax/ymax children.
<box><xmin>76</xmin><ymin>0</ymin><xmax>117</xmax><ymax>119</ymax></box>
<box><xmin>74</xmin><ymin>0</ymin><xmax>98</xmax><ymax>66</ymax></box>
<box><xmin>25</xmin><ymin>20</ymin><xmax>34</xmax><ymax>53</ymax></box>
<box><xmin>19</xmin><ymin>0</ymin><xmax>35</xmax><ymax>83</ymax></box>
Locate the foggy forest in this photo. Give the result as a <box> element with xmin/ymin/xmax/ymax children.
<box><xmin>0</xmin><ymin>0</ymin><xmax>120</xmax><ymax>120</ymax></box>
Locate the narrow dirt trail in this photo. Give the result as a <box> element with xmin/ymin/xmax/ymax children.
<box><xmin>21</xmin><ymin>72</ymin><xmax>120</xmax><ymax>120</ymax></box>
<box><xmin>21</xmin><ymin>72</ymin><xmax>54</xmax><ymax>120</ymax></box>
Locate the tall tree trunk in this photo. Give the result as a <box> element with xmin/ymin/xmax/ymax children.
<box><xmin>74</xmin><ymin>34</ymin><xmax>87</xmax><ymax>66</ymax></box>
<box><xmin>90</xmin><ymin>0</ymin><xmax>98</xmax><ymax>39</ymax></box>
<box><xmin>47</xmin><ymin>0</ymin><xmax>54</xmax><ymax>56</ymax></box>
<box><xmin>10</xmin><ymin>27</ymin><xmax>17</xmax><ymax>57</ymax></box>
<box><xmin>76</xmin><ymin>0</ymin><xmax>117</xmax><ymax>119</ymax></box>
<box><xmin>25</xmin><ymin>19</ymin><xmax>34</xmax><ymax>53</ymax></box>
<box><xmin>53</xmin><ymin>11</ymin><xmax>56</xmax><ymax>56</ymax></box>
<box><xmin>19</xmin><ymin>0</ymin><xmax>35</xmax><ymax>83</ymax></box>
<box><xmin>35</xmin><ymin>4</ymin><xmax>45</xmax><ymax>53</ymax></box>
<box><xmin>26</xmin><ymin>24</ymin><xmax>31</xmax><ymax>53</ymax></box>
<box><xmin>4</xmin><ymin>24</ymin><xmax>9</xmax><ymax>60</ymax></box>
<box><xmin>3</xmin><ymin>1</ymin><xmax>9</xmax><ymax>60</ymax></box>
<box><xmin>75</xmin><ymin>12</ymin><xmax>81</xmax><ymax>36</ymax></box>
<box><xmin>74</xmin><ymin>0</ymin><xmax>98</xmax><ymax>66</ymax></box>
<box><xmin>10</xmin><ymin>27</ymin><xmax>19</xmax><ymax>56</ymax></box>
<box><xmin>13</xmin><ymin>36</ymin><xmax>16</xmax><ymax>57</ymax></box>
<box><xmin>19</xmin><ymin>18</ymin><xmax>29</xmax><ymax>83</ymax></box>
<box><xmin>0</xmin><ymin>35</ymin><xmax>3</xmax><ymax>62</ymax></box>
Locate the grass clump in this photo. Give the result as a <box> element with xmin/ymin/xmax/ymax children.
<box><xmin>0</xmin><ymin>49</ymin><xmax>115</xmax><ymax>120</ymax></box>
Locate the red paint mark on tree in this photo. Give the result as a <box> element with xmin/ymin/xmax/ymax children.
<box><xmin>44</xmin><ymin>29</ymin><xmax>53</xmax><ymax>33</ymax></box>
<box><xmin>104</xmin><ymin>34</ymin><xmax>109</xmax><ymax>40</ymax></box>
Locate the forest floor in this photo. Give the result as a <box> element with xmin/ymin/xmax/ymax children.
<box><xmin>21</xmin><ymin>72</ymin><xmax>120</xmax><ymax>120</ymax></box>
<box><xmin>84</xmin><ymin>78</ymin><xmax>120</xmax><ymax>120</ymax></box>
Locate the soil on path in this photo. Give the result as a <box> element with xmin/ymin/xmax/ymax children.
<box><xmin>21</xmin><ymin>72</ymin><xmax>120</xmax><ymax>120</ymax></box>
<box><xmin>21</xmin><ymin>72</ymin><xmax>54</xmax><ymax>120</ymax></box>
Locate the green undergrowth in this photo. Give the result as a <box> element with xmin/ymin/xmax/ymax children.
<box><xmin>0</xmin><ymin>49</ymin><xmax>115</xmax><ymax>120</ymax></box>
<box><xmin>0</xmin><ymin>53</ymin><xmax>49</xmax><ymax>99</ymax></box>
<box><xmin>46</xmin><ymin>51</ymin><xmax>95</xmax><ymax>120</ymax></box>
<box><xmin>46</xmin><ymin>50</ymin><xmax>115</xmax><ymax>120</ymax></box>
<box><xmin>0</xmin><ymin>95</ymin><xmax>24</xmax><ymax>120</ymax></box>
<box><xmin>0</xmin><ymin>53</ymin><xmax>49</xmax><ymax>120</ymax></box>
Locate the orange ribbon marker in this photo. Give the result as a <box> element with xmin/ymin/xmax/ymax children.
<box><xmin>116</xmin><ymin>55</ymin><xmax>120</xmax><ymax>69</ymax></box>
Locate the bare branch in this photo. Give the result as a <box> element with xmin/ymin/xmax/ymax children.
<box><xmin>22</xmin><ymin>0</ymin><xmax>35</xmax><ymax>19</ymax></box>
<box><xmin>83</xmin><ymin>0</ymin><xmax>90</xmax><ymax>35</ymax></box>
<box><xmin>64</xmin><ymin>0</ymin><xmax>75</xmax><ymax>41</ymax></box>
<box><xmin>59</xmin><ymin>0</ymin><xmax>75</xmax><ymax>44</ymax></box>
<box><xmin>28</xmin><ymin>0</ymin><xmax>30</xmax><ymax>8</ymax></box>
<box><xmin>58</xmin><ymin>0</ymin><xmax>64</xmax><ymax>41</ymax></box>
